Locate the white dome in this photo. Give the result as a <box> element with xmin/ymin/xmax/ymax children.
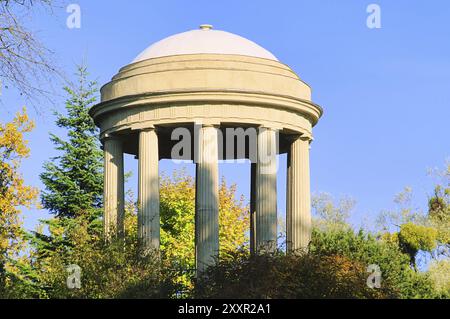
<box><xmin>132</xmin><ymin>25</ymin><xmax>278</xmax><ymax>63</ymax></box>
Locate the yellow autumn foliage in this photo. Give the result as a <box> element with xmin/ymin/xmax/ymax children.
<box><xmin>0</xmin><ymin>108</ymin><xmax>38</xmax><ymax>265</ymax></box>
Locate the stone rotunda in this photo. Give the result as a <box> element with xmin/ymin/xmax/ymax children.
<box><xmin>89</xmin><ymin>25</ymin><xmax>323</xmax><ymax>274</ymax></box>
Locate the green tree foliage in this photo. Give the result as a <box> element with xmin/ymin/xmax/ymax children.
<box><xmin>159</xmin><ymin>171</ymin><xmax>196</xmax><ymax>271</ymax></box>
<box><xmin>195</xmin><ymin>227</ymin><xmax>442</xmax><ymax>299</ymax></box>
<box><xmin>310</xmin><ymin>228</ymin><xmax>436</xmax><ymax>298</ymax></box>
<box><xmin>15</xmin><ymin>66</ymin><xmax>104</xmax><ymax>297</ymax></box>
<box><xmin>159</xmin><ymin>171</ymin><xmax>249</xmax><ymax>265</ymax></box>
<box><xmin>30</xmin><ymin>170</ymin><xmax>249</xmax><ymax>298</ymax></box>
<box><xmin>40</xmin><ymin>65</ymin><xmax>103</xmax><ymax>221</ymax></box>
<box><xmin>31</xmin><ymin>66</ymin><xmax>103</xmax><ymax>262</ymax></box>
<box><xmin>35</xmin><ymin>217</ymin><xmax>178</xmax><ymax>299</ymax></box>
<box><xmin>427</xmin><ymin>163</ymin><xmax>450</xmax><ymax>257</ymax></box>
<box><xmin>149</xmin><ymin>170</ymin><xmax>249</xmax><ymax>292</ymax></box>
<box><xmin>195</xmin><ymin>249</ymin><xmax>395</xmax><ymax>299</ymax></box>
<box><xmin>398</xmin><ymin>223</ymin><xmax>438</xmax><ymax>267</ymax></box>
<box><xmin>427</xmin><ymin>259</ymin><xmax>450</xmax><ymax>297</ymax></box>
<box><xmin>429</xmin><ymin>185</ymin><xmax>449</xmax><ymax>224</ymax></box>
<box><xmin>376</xmin><ymin>183</ymin><xmax>446</xmax><ymax>269</ymax></box>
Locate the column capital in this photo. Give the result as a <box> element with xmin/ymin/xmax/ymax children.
<box><xmin>300</xmin><ymin>133</ymin><xmax>313</xmax><ymax>142</ymax></box>
<box><xmin>194</xmin><ymin>120</ymin><xmax>221</xmax><ymax>128</ymax></box>
<box><xmin>102</xmin><ymin>133</ymin><xmax>123</xmax><ymax>143</ymax></box>
<box><xmin>258</xmin><ymin>123</ymin><xmax>282</xmax><ymax>131</ymax></box>
<box><xmin>131</xmin><ymin>123</ymin><xmax>158</xmax><ymax>132</ymax></box>
<box><xmin>140</xmin><ymin>127</ymin><xmax>157</xmax><ymax>133</ymax></box>
<box><xmin>286</xmin><ymin>133</ymin><xmax>313</xmax><ymax>143</ymax></box>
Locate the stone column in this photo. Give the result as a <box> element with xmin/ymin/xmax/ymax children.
<box><xmin>255</xmin><ymin>127</ymin><xmax>278</xmax><ymax>253</ymax></box>
<box><xmin>103</xmin><ymin>136</ymin><xmax>124</xmax><ymax>240</ymax></box>
<box><xmin>250</xmin><ymin>162</ymin><xmax>256</xmax><ymax>255</ymax></box>
<box><xmin>286</xmin><ymin>135</ymin><xmax>311</xmax><ymax>253</ymax></box>
<box><xmin>195</xmin><ymin>124</ymin><xmax>219</xmax><ymax>275</ymax></box>
<box><xmin>138</xmin><ymin>128</ymin><xmax>160</xmax><ymax>252</ymax></box>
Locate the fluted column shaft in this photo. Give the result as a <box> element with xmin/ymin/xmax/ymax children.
<box><xmin>195</xmin><ymin>125</ymin><xmax>219</xmax><ymax>275</ymax></box>
<box><xmin>287</xmin><ymin>135</ymin><xmax>311</xmax><ymax>253</ymax></box>
<box><xmin>138</xmin><ymin>128</ymin><xmax>160</xmax><ymax>252</ymax></box>
<box><xmin>250</xmin><ymin>163</ymin><xmax>257</xmax><ymax>255</ymax></box>
<box><xmin>255</xmin><ymin>127</ymin><xmax>278</xmax><ymax>253</ymax></box>
<box><xmin>103</xmin><ymin>137</ymin><xmax>124</xmax><ymax>240</ymax></box>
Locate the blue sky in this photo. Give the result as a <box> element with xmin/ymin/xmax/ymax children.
<box><xmin>1</xmin><ymin>0</ymin><xmax>449</xmax><ymax>231</ymax></box>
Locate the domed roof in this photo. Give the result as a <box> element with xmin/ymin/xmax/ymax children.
<box><xmin>132</xmin><ymin>24</ymin><xmax>278</xmax><ymax>63</ymax></box>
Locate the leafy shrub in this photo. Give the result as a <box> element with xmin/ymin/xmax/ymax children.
<box><xmin>38</xmin><ymin>236</ymin><xmax>180</xmax><ymax>299</ymax></box>
<box><xmin>427</xmin><ymin>259</ymin><xmax>450</xmax><ymax>298</ymax></box>
<box><xmin>194</xmin><ymin>249</ymin><xmax>396</xmax><ymax>299</ymax></box>
<box><xmin>195</xmin><ymin>251</ymin><xmax>395</xmax><ymax>299</ymax></box>
<box><xmin>310</xmin><ymin>228</ymin><xmax>437</xmax><ymax>298</ymax></box>
<box><xmin>194</xmin><ymin>228</ymin><xmax>442</xmax><ymax>299</ymax></box>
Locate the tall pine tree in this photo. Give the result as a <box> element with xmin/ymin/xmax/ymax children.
<box><xmin>40</xmin><ymin>66</ymin><xmax>103</xmax><ymax>221</ymax></box>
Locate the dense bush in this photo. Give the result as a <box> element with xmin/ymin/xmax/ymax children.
<box><xmin>428</xmin><ymin>260</ymin><xmax>450</xmax><ymax>298</ymax></box>
<box><xmin>310</xmin><ymin>228</ymin><xmax>437</xmax><ymax>298</ymax></box>
<box><xmin>4</xmin><ymin>227</ymin><xmax>445</xmax><ymax>299</ymax></box>
<box><xmin>36</xmin><ymin>235</ymin><xmax>180</xmax><ymax>299</ymax></box>
<box><xmin>13</xmin><ymin>214</ymin><xmax>182</xmax><ymax>299</ymax></box>
<box><xmin>194</xmin><ymin>229</ymin><xmax>441</xmax><ymax>299</ymax></box>
<box><xmin>195</xmin><ymin>249</ymin><xmax>396</xmax><ymax>299</ymax></box>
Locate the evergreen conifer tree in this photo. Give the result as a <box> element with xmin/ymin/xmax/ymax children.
<box><xmin>29</xmin><ymin>66</ymin><xmax>103</xmax><ymax>262</ymax></box>
<box><xmin>40</xmin><ymin>66</ymin><xmax>103</xmax><ymax>222</ymax></box>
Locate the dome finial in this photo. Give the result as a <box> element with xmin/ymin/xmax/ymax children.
<box><xmin>199</xmin><ymin>24</ymin><xmax>213</xmax><ymax>30</ymax></box>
